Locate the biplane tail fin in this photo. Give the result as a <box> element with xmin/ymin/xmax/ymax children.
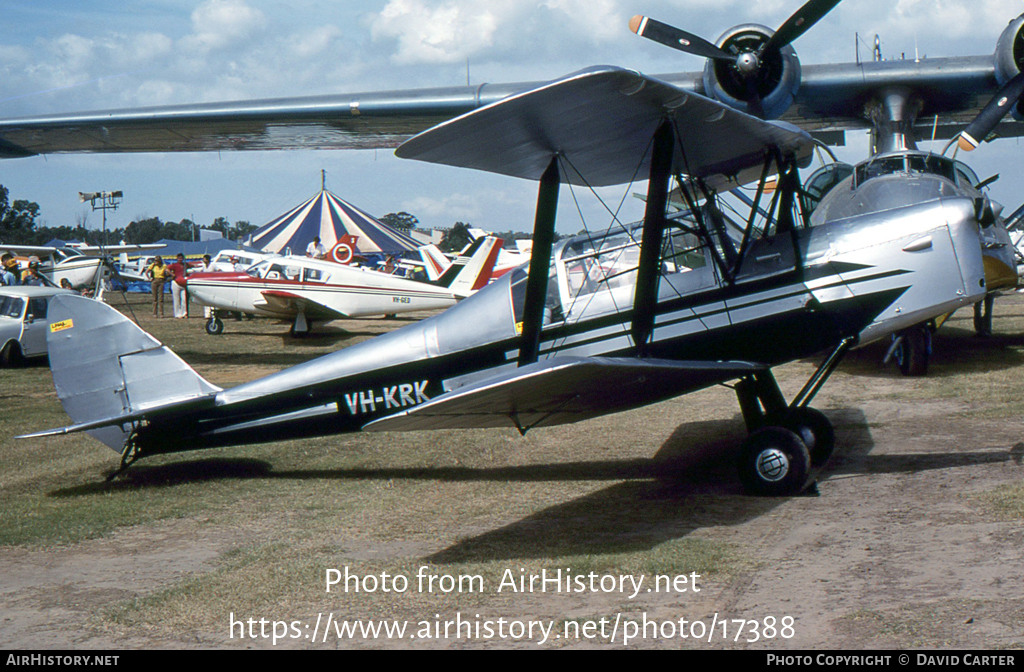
<box><xmin>26</xmin><ymin>295</ymin><xmax>221</xmax><ymax>451</ymax></box>
<box><xmin>433</xmin><ymin>235</ymin><xmax>502</xmax><ymax>298</ymax></box>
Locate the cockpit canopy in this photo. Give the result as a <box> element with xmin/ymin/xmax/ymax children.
<box><xmin>810</xmin><ymin>151</ymin><xmax>982</xmax><ymax>226</ymax></box>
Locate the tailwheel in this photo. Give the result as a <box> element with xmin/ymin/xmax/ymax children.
<box><xmin>773</xmin><ymin>406</ymin><xmax>835</xmax><ymax>468</ymax></box>
<box><xmin>737</xmin><ymin>427</ymin><xmax>811</xmax><ymax>497</ymax></box>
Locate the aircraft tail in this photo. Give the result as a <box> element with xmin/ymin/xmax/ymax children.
<box><xmin>32</xmin><ymin>295</ymin><xmax>221</xmax><ymax>451</ymax></box>
<box><xmin>417</xmin><ymin>244</ymin><xmax>452</xmax><ymax>282</ymax></box>
<box><xmin>433</xmin><ymin>236</ymin><xmax>502</xmax><ymax>298</ymax></box>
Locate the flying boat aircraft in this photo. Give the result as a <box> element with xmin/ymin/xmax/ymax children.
<box><xmin>9</xmin><ymin>0</ymin><xmax>1024</xmax><ymax>494</ymax></box>
<box><xmin>185</xmin><ymin>234</ymin><xmax>502</xmax><ymax>335</ymax></box>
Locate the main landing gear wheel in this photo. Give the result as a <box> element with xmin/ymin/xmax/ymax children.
<box><xmin>893</xmin><ymin>325</ymin><xmax>929</xmax><ymax>377</ymax></box>
<box><xmin>205</xmin><ymin>317</ymin><xmax>224</xmax><ymax>335</ymax></box>
<box><xmin>0</xmin><ymin>341</ymin><xmax>24</xmax><ymax>367</ymax></box>
<box><xmin>772</xmin><ymin>406</ymin><xmax>835</xmax><ymax>468</ymax></box>
<box><xmin>738</xmin><ymin>427</ymin><xmax>811</xmax><ymax>497</ymax></box>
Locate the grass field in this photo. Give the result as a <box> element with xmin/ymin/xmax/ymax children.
<box><xmin>2</xmin><ymin>289</ymin><xmax>1022</xmax><ymax>649</ymax></box>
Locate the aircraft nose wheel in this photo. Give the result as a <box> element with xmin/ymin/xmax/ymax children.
<box><xmin>738</xmin><ymin>426</ymin><xmax>811</xmax><ymax>497</ymax></box>
<box><xmin>205</xmin><ymin>316</ymin><xmax>224</xmax><ymax>335</ymax></box>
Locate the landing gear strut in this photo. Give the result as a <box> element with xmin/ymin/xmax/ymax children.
<box><xmin>733</xmin><ymin>338</ymin><xmax>852</xmax><ymax>496</ymax></box>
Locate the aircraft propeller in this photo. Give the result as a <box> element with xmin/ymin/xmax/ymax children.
<box><xmin>630</xmin><ymin>0</ymin><xmax>842</xmax><ymax>118</ymax></box>
<box><xmin>957</xmin><ymin>71</ymin><xmax>1024</xmax><ymax>151</ymax></box>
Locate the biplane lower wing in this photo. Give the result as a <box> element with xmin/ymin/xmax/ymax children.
<box><xmin>259</xmin><ymin>290</ymin><xmax>349</xmax><ymax>320</ymax></box>
<box><xmin>395</xmin><ymin>66</ymin><xmax>814</xmax><ymax>187</ymax></box>
<box><xmin>363</xmin><ymin>356</ymin><xmax>765</xmax><ymax>433</ymax></box>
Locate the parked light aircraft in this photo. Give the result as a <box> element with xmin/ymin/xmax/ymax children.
<box><xmin>185</xmin><ymin>235</ymin><xmax>502</xmax><ymax>335</ymax></box>
<box><xmin>9</xmin><ymin>0</ymin><xmax>1024</xmax><ymax>495</ymax></box>
<box><xmin>0</xmin><ymin>243</ymin><xmax>165</xmax><ymax>290</ymax></box>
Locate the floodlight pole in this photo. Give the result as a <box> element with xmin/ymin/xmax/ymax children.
<box><xmin>79</xmin><ymin>190</ymin><xmax>123</xmax><ymax>248</ymax></box>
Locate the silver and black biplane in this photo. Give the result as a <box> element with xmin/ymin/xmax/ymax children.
<box><xmin>10</xmin><ymin>1</ymin><xmax>1024</xmax><ymax>495</ymax></box>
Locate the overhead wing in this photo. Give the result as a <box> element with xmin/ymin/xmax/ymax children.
<box><xmin>396</xmin><ymin>67</ymin><xmax>813</xmax><ymax>187</ymax></box>
<box><xmin>0</xmin><ymin>244</ymin><xmax>58</xmax><ymax>258</ymax></box>
<box><xmin>363</xmin><ymin>355</ymin><xmax>764</xmax><ymax>433</ymax></box>
<box><xmin>0</xmin><ymin>81</ymin><xmax>535</xmax><ymax>158</ymax></box>
<box><xmin>71</xmin><ymin>243</ymin><xmax>166</xmax><ymax>256</ymax></box>
<box><xmin>259</xmin><ymin>290</ymin><xmax>349</xmax><ymax>320</ymax></box>
<box><xmin>1</xmin><ymin>57</ymin><xmax>1020</xmax><ymax>158</ymax></box>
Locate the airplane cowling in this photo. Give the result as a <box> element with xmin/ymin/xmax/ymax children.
<box><xmin>994</xmin><ymin>13</ymin><xmax>1024</xmax><ymax>121</ymax></box>
<box><xmin>702</xmin><ymin>23</ymin><xmax>801</xmax><ymax>120</ymax></box>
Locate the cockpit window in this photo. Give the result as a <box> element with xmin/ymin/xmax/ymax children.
<box><xmin>855</xmin><ymin>154</ymin><xmax>956</xmax><ymax>187</ymax></box>
<box><xmin>855</xmin><ymin>156</ymin><xmax>907</xmax><ymax>185</ymax></box>
<box><xmin>954</xmin><ymin>161</ymin><xmax>980</xmax><ymax>189</ymax></box>
<box><xmin>907</xmin><ymin>155</ymin><xmax>955</xmax><ymax>181</ymax></box>
<box><xmin>247</xmin><ymin>261</ymin><xmax>269</xmax><ymax>278</ymax></box>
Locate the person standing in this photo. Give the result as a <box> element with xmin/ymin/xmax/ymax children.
<box><xmin>146</xmin><ymin>256</ymin><xmax>171</xmax><ymax>317</ymax></box>
<box><xmin>0</xmin><ymin>254</ymin><xmax>17</xmax><ymax>286</ymax></box>
<box><xmin>167</xmin><ymin>253</ymin><xmax>190</xmax><ymax>318</ymax></box>
<box><xmin>21</xmin><ymin>257</ymin><xmax>45</xmax><ymax>286</ymax></box>
<box><xmin>306</xmin><ymin>237</ymin><xmax>327</xmax><ymax>259</ymax></box>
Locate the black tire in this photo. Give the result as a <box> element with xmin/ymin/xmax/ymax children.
<box><xmin>973</xmin><ymin>296</ymin><xmax>994</xmax><ymax>336</ymax></box>
<box><xmin>0</xmin><ymin>340</ymin><xmax>24</xmax><ymax>368</ymax></box>
<box><xmin>777</xmin><ymin>407</ymin><xmax>835</xmax><ymax>468</ymax></box>
<box><xmin>895</xmin><ymin>326</ymin><xmax>928</xmax><ymax>377</ymax></box>
<box><xmin>205</xmin><ymin>317</ymin><xmax>224</xmax><ymax>335</ymax></box>
<box><xmin>738</xmin><ymin>427</ymin><xmax>811</xmax><ymax>497</ymax></box>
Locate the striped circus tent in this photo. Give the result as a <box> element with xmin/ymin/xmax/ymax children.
<box><xmin>247</xmin><ymin>188</ymin><xmax>419</xmax><ymax>255</ymax></box>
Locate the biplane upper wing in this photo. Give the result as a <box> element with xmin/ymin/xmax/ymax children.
<box><xmin>258</xmin><ymin>290</ymin><xmax>349</xmax><ymax>320</ymax></box>
<box><xmin>395</xmin><ymin>66</ymin><xmax>814</xmax><ymax>187</ymax></box>
<box><xmin>363</xmin><ymin>356</ymin><xmax>764</xmax><ymax>433</ymax></box>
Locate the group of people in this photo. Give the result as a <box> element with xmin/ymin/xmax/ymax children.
<box><xmin>146</xmin><ymin>253</ymin><xmax>213</xmax><ymax>318</ymax></box>
<box><xmin>1</xmin><ymin>253</ymin><xmax>47</xmax><ymax>286</ymax></box>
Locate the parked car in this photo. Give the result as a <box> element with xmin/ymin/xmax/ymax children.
<box><xmin>0</xmin><ymin>286</ymin><xmax>76</xmax><ymax>367</ymax></box>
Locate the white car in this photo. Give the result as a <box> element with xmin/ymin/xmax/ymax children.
<box><xmin>0</xmin><ymin>286</ymin><xmax>76</xmax><ymax>367</ymax></box>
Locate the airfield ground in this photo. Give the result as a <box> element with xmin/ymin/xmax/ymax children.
<box><xmin>1</xmin><ymin>290</ymin><xmax>1022</xmax><ymax>650</ymax></box>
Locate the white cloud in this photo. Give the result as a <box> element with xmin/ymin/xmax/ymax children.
<box><xmin>371</xmin><ymin>0</ymin><xmax>509</xmax><ymax>65</ymax></box>
<box><xmin>181</xmin><ymin>0</ymin><xmax>267</xmax><ymax>53</ymax></box>
<box><xmin>291</xmin><ymin>25</ymin><xmax>344</xmax><ymax>59</ymax></box>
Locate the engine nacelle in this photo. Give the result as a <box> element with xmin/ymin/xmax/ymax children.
<box><xmin>994</xmin><ymin>13</ymin><xmax>1024</xmax><ymax>121</ymax></box>
<box><xmin>702</xmin><ymin>23</ymin><xmax>801</xmax><ymax>119</ymax></box>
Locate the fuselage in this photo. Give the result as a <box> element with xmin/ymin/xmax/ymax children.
<box><xmin>185</xmin><ymin>254</ymin><xmax>460</xmax><ymax>320</ymax></box>
<box><xmin>133</xmin><ymin>165</ymin><xmax>988</xmax><ymax>457</ymax></box>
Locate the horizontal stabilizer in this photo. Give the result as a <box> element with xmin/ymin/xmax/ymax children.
<box><xmin>37</xmin><ymin>295</ymin><xmax>221</xmax><ymax>450</ymax></box>
<box><xmin>363</xmin><ymin>356</ymin><xmax>763</xmax><ymax>433</ymax></box>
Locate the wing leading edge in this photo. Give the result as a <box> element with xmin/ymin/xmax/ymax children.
<box><xmin>363</xmin><ymin>356</ymin><xmax>765</xmax><ymax>433</ymax></box>
<box><xmin>395</xmin><ymin>67</ymin><xmax>814</xmax><ymax>187</ymax></box>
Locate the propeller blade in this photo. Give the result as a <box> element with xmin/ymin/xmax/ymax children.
<box><xmin>763</xmin><ymin>0</ymin><xmax>843</xmax><ymax>54</ymax></box>
<box><xmin>629</xmin><ymin>15</ymin><xmax>736</xmax><ymax>62</ymax></box>
<box><xmin>959</xmin><ymin>71</ymin><xmax>1024</xmax><ymax>151</ymax></box>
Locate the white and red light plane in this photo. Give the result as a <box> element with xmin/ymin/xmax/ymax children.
<box><xmin>185</xmin><ymin>235</ymin><xmax>503</xmax><ymax>335</ymax></box>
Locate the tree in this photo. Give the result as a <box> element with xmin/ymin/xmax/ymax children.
<box><xmin>124</xmin><ymin>217</ymin><xmax>164</xmax><ymax>244</ymax></box>
<box><xmin>440</xmin><ymin>222</ymin><xmax>473</xmax><ymax>252</ymax></box>
<box><xmin>380</xmin><ymin>212</ymin><xmax>419</xmax><ymax>233</ymax></box>
<box><xmin>0</xmin><ymin>185</ymin><xmax>41</xmax><ymax>244</ymax></box>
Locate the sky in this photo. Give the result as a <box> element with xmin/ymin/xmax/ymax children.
<box><xmin>1</xmin><ymin>0</ymin><xmax>1023</xmax><ymax>237</ymax></box>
